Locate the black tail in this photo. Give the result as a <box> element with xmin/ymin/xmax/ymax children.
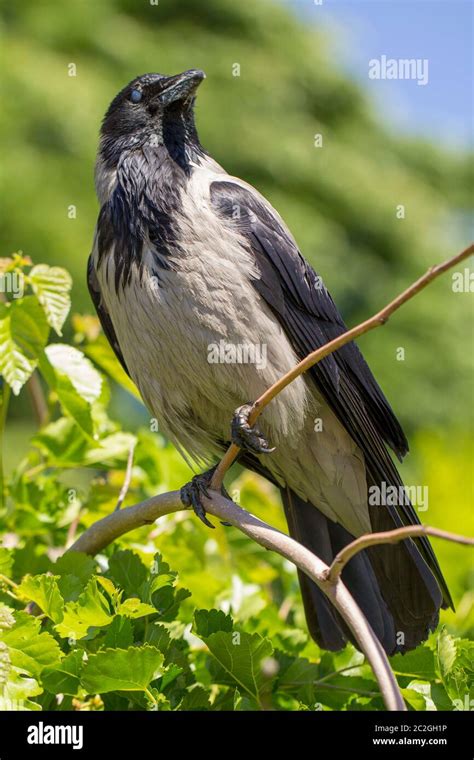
<box><xmin>281</xmin><ymin>487</ymin><xmax>448</xmax><ymax>655</ymax></box>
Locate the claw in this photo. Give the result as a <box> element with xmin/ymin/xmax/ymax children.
<box><xmin>180</xmin><ymin>471</ymin><xmax>216</xmax><ymax>528</ymax></box>
<box><xmin>231</xmin><ymin>403</ymin><xmax>276</xmax><ymax>455</ymax></box>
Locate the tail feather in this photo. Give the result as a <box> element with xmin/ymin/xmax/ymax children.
<box><xmin>281</xmin><ymin>487</ymin><xmax>444</xmax><ymax>655</ymax></box>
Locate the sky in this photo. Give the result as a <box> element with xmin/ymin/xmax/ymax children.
<box><xmin>283</xmin><ymin>0</ymin><xmax>473</xmax><ymax>149</ymax></box>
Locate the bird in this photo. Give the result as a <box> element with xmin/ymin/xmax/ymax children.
<box><xmin>88</xmin><ymin>69</ymin><xmax>452</xmax><ymax>655</ymax></box>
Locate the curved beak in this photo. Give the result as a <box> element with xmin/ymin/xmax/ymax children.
<box><xmin>158</xmin><ymin>69</ymin><xmax>206</xmax><ymax>106</ymax></box>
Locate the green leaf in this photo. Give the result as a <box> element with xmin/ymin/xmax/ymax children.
<box><xmin>29</xmin><ymin>264</ymin><xmax>72</xmax><ymax>335</ymax></box>
<box><xmin>145</xmin><ymin>623</ymin><xmax>170</xmax><ymax>654</ymax></box>
<box><xmin>194</xmin><ymin>609</ymin><xmax>233</xmax><ymax>637</ymax></box>
<box><xmin>54</xmin><ymin>552</ymin><xmax>96</xmax><ymax>584</ymax></box>
<box><xmin>44</xmin><ymin>344</ymin><xmax>102</xmax><ymax>404</ymax></box>
<box><xmin>17</xmin><ymin>575</ymin><xmax>64</xmax><ymax>623</ymax></box>
<box><xmin>0</xmin><ymin>297</ymin><xmax>49</xmax><ymax>394</ymax></box>
<box><xmin>390</xmin><ymin>646</ymin><xmax>437</xmax><ymax>681</ymax></box>
<box><xmin>84</xmin><ymin>432</ymin><xmax>138</xmax><ymax>466</ymax></box>
<box><xmin>40</xmin><ymin>344</ymin><xmax>103</xmax><ymax>438</ymax></box>
<box><xmin>180</xmin><ymin>685</ymin><xmax>211</xmax><ymax>711</ymax></box>
<box><xmin>431</xmin><ymin>682</ymin><xmax>455</xmax><ymax>711</ymax></box>
<box><xmin>1</xmin><ymin>612</ymin><xmax>62</xmax><ymax>678</ymax></box>
<box><xmin>401</xmin><ymin>686</ymin><xmax>428</xmax><ymax>711</ymax></box>
<box><xmin>54</xmin><ymin>578</ymin><xmax>113</xmax><ymax>640</ymax></box>
<box><xmin>0</xmin><ymin>664</ymin><xmax>42</xmax><ymax>710</ymax></box>
<box><xmin>204</xmin><ymin>631</ymin><xmax>274</xmax><ymax>704</ymax></box>
<box><xmin>437</xmin><ymin>627</ymin><xmax>457</xmax><ymax>681</ymax></box>
<box><xmin>42</xmin><ymin>651</ymin><xmax>83</xmax><ymax>696</ymax></box>
<box><xmin>81</xmin><ymin>646</ymin><xmax>164</xmax><ymax>694</ymax></box>
<box><xmin>0</xmin><ymin>548</ymin><xmax>13</xmax><ymax>578</ymax></box>
<box><xmin>54</xmin><ymin>553</ymin><xmax>97</xmax><ymax>603</ymax></box>
<box><xmin>103</xmin><ymin>617</ymin><xmax>134</xmax><ymax>649</ymax></box>
<box><xmin>437</xmin><ymin>629</ymin><xmax>474</xmax><ymax>704</ymax></box>
<box><xmin>159</xmin><ymin>663</ymin><xmax>183</xmax><ymax>691</ymax></box>
<box><xmin>277</xmin><ymin>655</ymin><xmax>319</xmax><ymax>689</ymax></box>
<box><xmin>108</xmin><ymin>550</ymin><xmax>148</xmax><ymax>599</ymax></box>
<box><xmin>116</xmin><ymin>598</ymin><xmax>157</xmax><ymax>619</ymax></box>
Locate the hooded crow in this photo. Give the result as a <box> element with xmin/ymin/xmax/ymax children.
<box><xmin>88</xmin><ymin>70</ymin><xmax>452</xmax><ymax>654</ymax></box>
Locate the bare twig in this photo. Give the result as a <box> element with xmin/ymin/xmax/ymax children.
<box><xmin>27</xmin><ymin>371</ymin><xmax>49</xmax><ymax>427</ymax></box>
<box><xmin>211</xmin><ymin>243</ymin><xmax>474</xmax><ymax>489</ymax></box>
<box><xmin>327</xmin><ymin>525</ymin><xmax>474</xmax><ymax>584</ymax></box>
<box><xmin>114</xmin><ymin>441</ymin><xmax>136</xmax><ymax>511</ymax></box>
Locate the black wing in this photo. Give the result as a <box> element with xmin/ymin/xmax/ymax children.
<box><xmin>210</xmin><ymin>180</ymin><xmax>452</xmax><ymax>606</ymax></box>
<box><xmin>87</xmin><ymin>254</ymin><xmax>130</xmax><ymax>376</ymax></box>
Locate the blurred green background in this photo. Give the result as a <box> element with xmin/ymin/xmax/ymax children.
<box><xmin>1</xmin><ymin>0</ymin><xmax>472</xmax><ymax>634</ymax></box>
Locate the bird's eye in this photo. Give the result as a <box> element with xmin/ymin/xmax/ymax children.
<box><xmin>130</xmin><ymin>89</ymin><xmax>143</xmax><ymax>104</ymax></box>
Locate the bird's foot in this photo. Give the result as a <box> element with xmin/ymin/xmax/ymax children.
<box><xmin>231</xmin><ymin>403</ymin><xmax>275</xmax><ymax>455</ymax></box>
<box><xmin>180</xmin><ymin>466</ymin><xmax>232</xmax><ymax>529</ymax></box>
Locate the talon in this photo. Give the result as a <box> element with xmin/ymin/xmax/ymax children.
<box><xmin>181</xmin><ymin>466</ymin><xmax>235</xmax><ymax>529</ymax></box>
<box><xmin>231</xmin><ymin>403</ymin><xmax>276</xmax><ymax>455</ymax></box>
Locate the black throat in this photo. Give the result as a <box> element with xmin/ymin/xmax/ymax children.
<box><xmin>96</xmin><ymin>128</ymin><xmax>204</xmax><ymax>292</ymax></box>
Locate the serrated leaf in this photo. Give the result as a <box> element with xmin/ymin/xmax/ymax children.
<box><xmin>103</xmin><ymin>617</ymin><xmax>134</xmax><ymax>649</ymax></box>
<box><xmin>0</xmin><ymin>297</ymin><xmax>49</xmax><ymax>394</ymax></box>
<box><xmin>39</xmin><ymin>351</ymin><xmax>95</xmax><ymax>438</ymax></box>
<box><xmin>17</xmin><ymin>575</ymin><xmax>64</xmax><ymax>623</ymax></box>
<box><xmin>29</xmin><ymin>264</ymin><xmax>72</xmax><ymax>335</ymax></box>
<box><xmin>204</xmin><ymin>631</ymin><xmax>274</xmax><ymax>704</ymax></box>
<box><xmin>145</xmin><ymin>623</ymin><xmax>170</xmax><ymax>653</ymax></box>
<box><xmin>0</xmin><ymin>664</ymin><xmax>42</xmax><ymax>709</ymax></box>
<box><xmin>81</xmin><ymin>646</ymin><xmax>164</xmax><ymax>694</ymax></box>
<box><xmin>42</xmin><ymin>650</ymin><xmax>83</xmax><ymax>696</ymax></box>
<box><xmin>108</xmin><ymin>551</ymin><xmax>148</xmax><ymax>599</ymax></box>
<box><xmin>180</xmin><ymin>685</ymin><xmax>210</xmax><ymax>711</ymax></box>
<box><xmin>437</xmin><ymin>627</ymin><xmax>457</xmax><ymax>681</ymax></box>
<box><xmin>54</xmin><ymin>552</ymin><xmax>96</xmax><ymax>584</ymax></box>
<box><xmin>194</xmin><ymin>609</ymin><xmax>233</xmax><ymax>637</ymax></box>
<box><xmin>45</xmin><ymin>344</ymin><xmax>102</xmax><ymax>403</ymax></box>
<box><xmin>54</xmin><ymin>578</ymin><xmax>113</xmax><ymax>640</ymax></box>
<box><xmin>1</xmin><ymin>612</ymin><xmax>62</xmax><ymax>678</ymax></box>
<box><xmin>390</xmin><ymin>646</ymin><xmax>437</xmax><ymax>681</ymax></box>
<box><xmin>401</xmin><ymin>687</ymin><xmax>428</xmax><ymax>711</ymax></box>
<box><xmin>116</xmin><ymin>598</ymin><xmax>156</xmax><ymax>619</ymax></box>
<box><xmin>437</xmin><ymin>629</ymin><xmax>474</xmax><ymax>703</ymax></box>
<box><xmin>277</xmin><ymin>655</ymin><xmax>319</xmax><ymax>688</ymax></box>
<box><xmin>54</xmin><ymin>553</ymin><xmax>97</xmax><ymax>603</ymax></box>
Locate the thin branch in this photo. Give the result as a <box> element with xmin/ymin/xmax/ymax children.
<box><xmin>327</xmin><ymin>525</ymin><xmax>474</xmax><ymax>584</ymax></box>
<box><xmin>68</xmin><ymin>490</ymin><xmax>406</xmax><ymax>711</ymax></box>
<box><xmin>211</xmin><ymin>242</ymin><xmax>474</xmax><ymax>489</ymax></box>
<box><xmin>27</xmin><ymin>371</ymin><xmax>49</xmax><ymax>427</ymax></box>
<box><xmin>114</xmin><ymin>441</ymin><xmax>136</xmax><ymax>511</ymax></box>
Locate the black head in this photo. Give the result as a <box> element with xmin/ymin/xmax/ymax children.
<box><xmin>99</xmin><ymin>70</ymin><xmax>206</xmax><ymax>169</ymax></box>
